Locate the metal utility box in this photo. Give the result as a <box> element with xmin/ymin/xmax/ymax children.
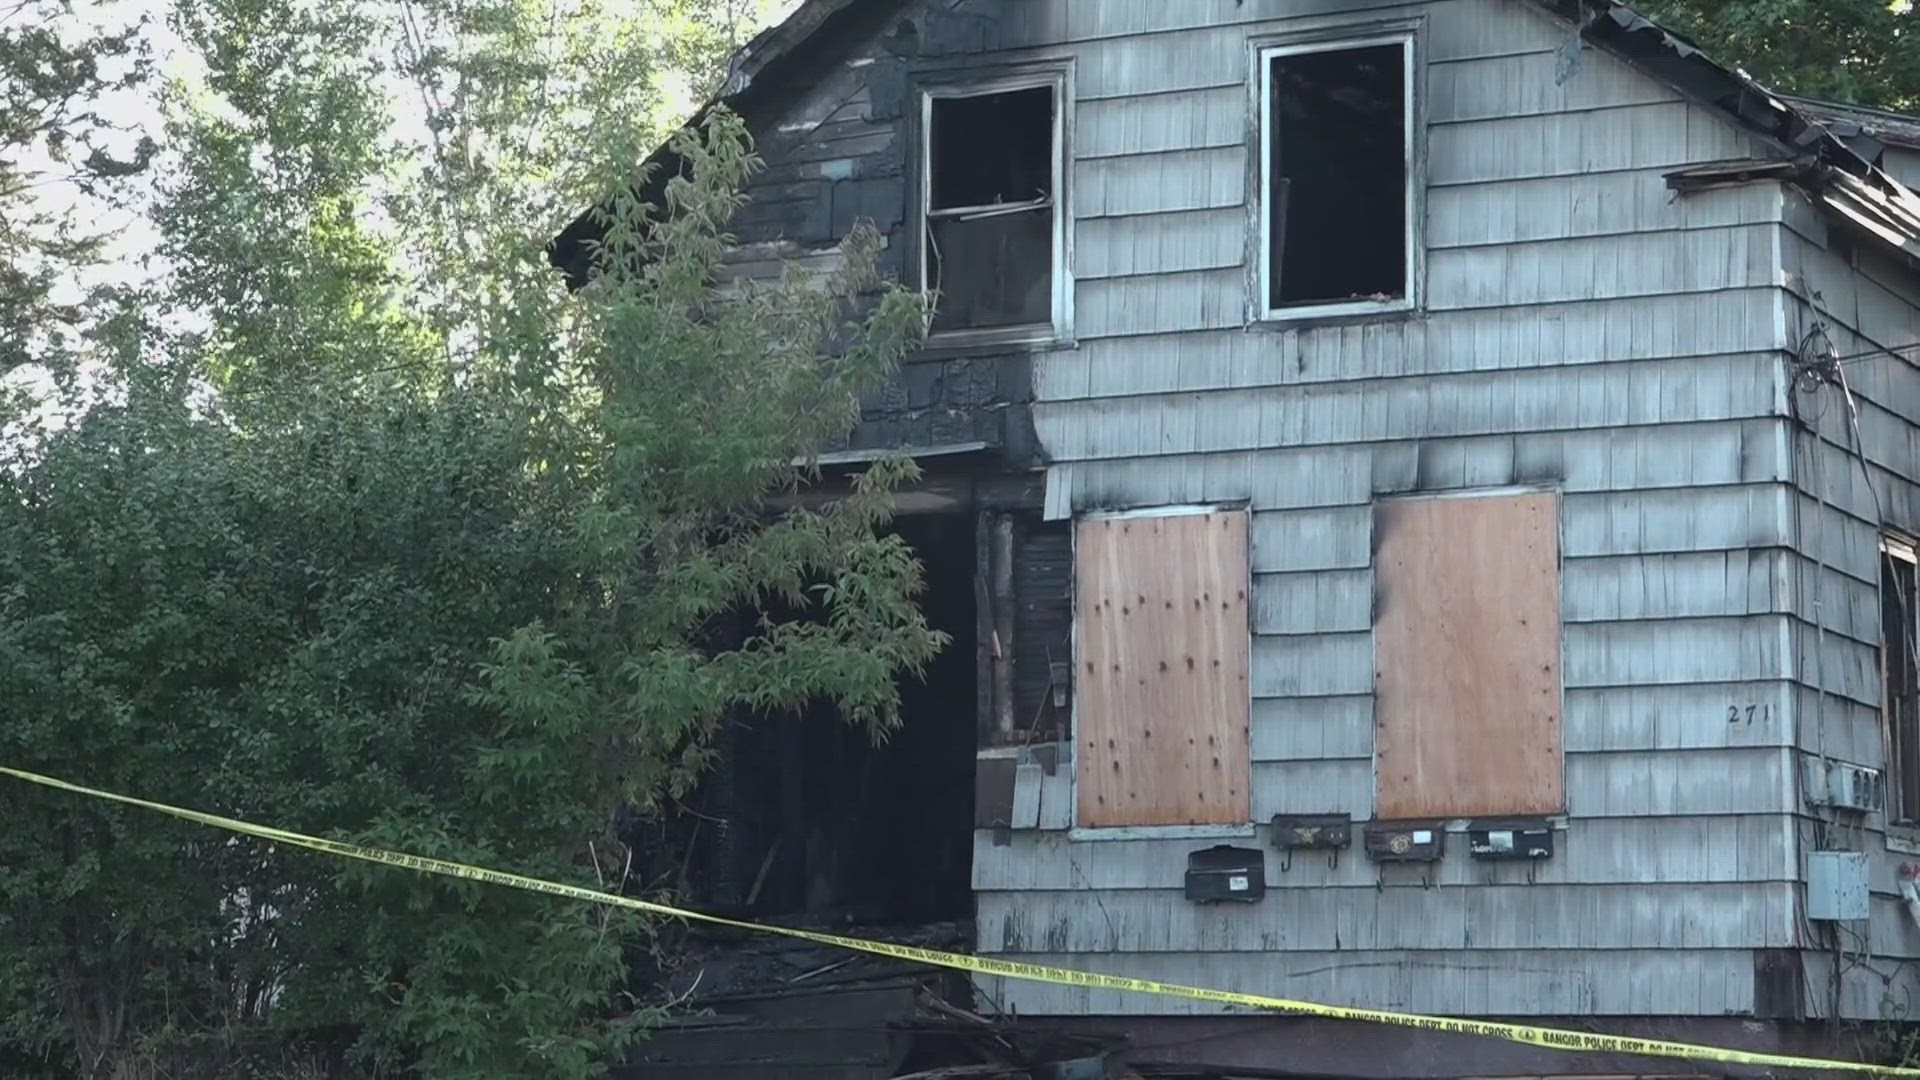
<box><xmin>1184</xmin><ymin>845</ymin><xmax>1265</xmax><ymax>904</ymax></box>
<box><xmin>1364</xmin><ymin>820</ymin><xmax>1444</xmax><ymax>863</ymax></box>
<box><xmin>1807</xmin><ymin>850</ymin><xmax>1870</xmax><ymax>921</ymax></box>
<box><xmin>1803</xmin><ymin>758</ymin><xmax>1884</xmax><ymax>813</ymax></box>
<box><xmin>1830</xmin><ymin>763</ymin><xmax>1883</xmax><ymax>813</ymax></box>
<box><xmin>1468</xmin><ymin>818</ymin><xmax>1555</xmax><ymax>861</ymax></box>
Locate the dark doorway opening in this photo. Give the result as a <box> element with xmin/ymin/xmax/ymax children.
<box><xmin>692</xmin><ymin>511</ymin><xmax>978</xmax><ymax>926</ymax></box>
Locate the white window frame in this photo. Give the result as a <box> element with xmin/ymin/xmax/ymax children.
<box><xmin>916</xmin><ymin>67</ymin><xmax>1074</xmax><ymax>349</ymax></box>
<box><xmin>1884</xmin><ymin>533</ymin><xmax>1920</xmax><ymax>826</ymax></box>
<box><xmin>1255</xmin><ymin>30</ymin><xmax>1420</xmax><ymax>323</ymax></box>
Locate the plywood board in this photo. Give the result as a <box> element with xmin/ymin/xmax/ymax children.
<box><xmin>1374</xmin><ymin>491</ymin><xmax>1563</xmax><ymax>817</ymax></box>
<box><xmin>1075</xmin><ymin>510</ymin><xmax>1251</xmax><ymax>827</ymax></box>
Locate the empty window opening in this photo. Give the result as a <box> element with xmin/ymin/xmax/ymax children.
<box><xmin>1263</xmin><ymin>39</ymin><xmax>1411</xmax><ymax>313</ymax></box>
<box><xmin>1884</xmin><ymin>538</ymin><xmax>1920</xmax><ymax>822</ymax></box>
<box><xmin>923</xmin><ymin>83</ymin><xmax>1057</xmax><ymax>334</ymax></box>
<box><xmin>681</xmin><ymin>513</ymin><xmax>977</xmax><ymax>925</ymax></box>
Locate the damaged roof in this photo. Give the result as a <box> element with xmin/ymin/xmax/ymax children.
<box><xmin>549</xmin><ymin>0</ymin><xmax>1920</xmax><ymax>276</ymax></box>
<box><xmin>1778</xmin><ymin>94</ymin><xmax>1920</xmax><ymax>154</ymax></box>
<box><xmin>547</xmin><ymin>0</ymin><xmax>886</xmax><ymax>282</ymax></box>
<box><xmin>1524</xmin><ymin>0</ymin><xmax>1920</xmax><ymax>263</ymax></box>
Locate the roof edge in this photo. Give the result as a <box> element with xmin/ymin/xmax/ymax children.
<box><xmin>1526</xmin><ymin>0</ymin><xmax>1920</xmax><ymax>263</ymax></box>
<box><xmin>546</xmin><ymin>0</ymin><xmax>887</xmax><ymax>284</ymax></box>
<box><xmin>550</xmin><ymin>0</ymin><xmax>1920</xmax><ymax>282</ymax></box>
<box><xmin>1779</xmin><ymin>93</ymin><xmax>1920</xmax><ymax>153</ymax></box>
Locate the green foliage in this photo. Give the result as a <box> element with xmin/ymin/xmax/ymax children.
<box><xmin>158</xmin><ymin>0</ymin><xmax>433</xmax><ymax>394</ymax></box>
<box><xmin>1638</xmin><ymin>0</ymin><xmax>1920</xmax><ymax>112</ymax></box>
<box><xmin>0</xmin><ymin>369</ymin><xmax>603</xmax><ymax>1077</ymax></box>
<box><xmin>1</xmin><ymin>2</ymin><xmax>934</xmax><ymax>1078</ymax></box>
<box><xmin>380</xmin><ymin>0</ymin><xmax>748</xmax><ymax>370</ymax></box>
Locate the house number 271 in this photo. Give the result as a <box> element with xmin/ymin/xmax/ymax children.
<box><xmin>1727</xmin><ymin>704</ymin><xmax>1771</xmax><ymax>725</ymax></box>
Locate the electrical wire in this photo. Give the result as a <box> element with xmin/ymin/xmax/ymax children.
<box><xmin>1788</xmin><ymin>306</ymin><xmax>1915</xmax><ymax>1030</ymax></box>
<box><xmin>1791</xmin><ymin>312</ymin><xmax>1920</xmax><ymax>708</ymax></box>
<box><xmin>1831</xmin><ymin>356</ymin><xmax>1920</xmax><ymax>810</ymax></box>
<box><xmin>1796</xmin><ymin>308</ymin><xmax>1920</xmax><ymax>1026</ymax></box>
<box><xmin>1786</xmin><ymin>306</ymin><xmax>1920</xmax><ymax>819</ymax></box>
<box><xmin>1781</xmin><ymin>267</ymin><xmax>1920</xmax><ymax>373</ymax></box>
<box><xmin>1787</xmin><ymin>310</ymin><xmax>1851</xmax><ymax>1033</ymax></box>
<box><xmin>1829</xmin><ymin>341</ymin><xmax>1920</xmax><ymax>369</ymax></box>
<box><xmin>1837</xmin><ymin>371</ymin><xmax>1888</xmax><ymax>534</ymax></box>
<box><xmin>1791</xmin><ymin>317</ymin><xmax>1844</xmax><ymax>797</ymax></box>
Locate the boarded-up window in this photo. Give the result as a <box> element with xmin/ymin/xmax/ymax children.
<box><xmin>1373</xmin><ymin>491</ymin><xmax>1562</xmax><ymax>818</ymax></box>
<box><xmin>1074</xmin><ymin>510</ymin><xmax>1251</xmax><ymax>828</ymax></box>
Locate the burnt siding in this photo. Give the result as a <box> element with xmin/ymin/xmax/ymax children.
<box><xmin>670</xmin><ymin>0</ymin><xmax>1920</xmax><ymax>1031</ymax></box>
<box><xmin>1013</xmin><ymin>519</ymin><xmax>1072</xmax><ymax>741</ymax></box>
<box><xmin>968</xmin><ymin>0</ymin><xmax>1871</xmax><ymax>1024</ymax></box>
<box><xmin>841</xmin><ymin>355</ymin><xmax>1037</xmax><ymax>460</ymax></box>
<box><xmin>725</xmin><ymin>0</ymin><xmax>1040</xmax><ymax>465</ymax></box>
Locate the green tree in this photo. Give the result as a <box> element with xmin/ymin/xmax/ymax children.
<box><xmin>156</xmin><ymin>0</ymin><xmax>788</xmax><ymax>399</ymax></box>
<box><xmin>1</xmin><ymin>109</ymin><xmax>932</xmax><ymax>1080</ymax></box>
<box><xmin>1639</xmin><ymin>0</ymin><xmax>1920</xmax><ymax>112</ymax></box>
<box><xmin>0</xmin><ymin>1</ymin><xmax>153</xmax><ymax>383</ymax></box>
<box><xmin>157</xmin><ymin>0</ymin><xmax>423</xmax><ymax>394</ymax></box>
<box><xmin>0</xmin><ymin>1</ymin><xmax>935</xmax><ymax>1077</ymax></box>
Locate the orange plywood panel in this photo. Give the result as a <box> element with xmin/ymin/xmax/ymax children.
<box><xmin>1075</xmin><ymin>510</ymin><xmax>1251</xmax><ymax>828</ymax></box>
<box><xmin>1374</xmin><ymin>491</ymin><xmax>1563</xmax><ymax>819</ymax></box>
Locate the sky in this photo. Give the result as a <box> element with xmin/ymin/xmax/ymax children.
<box><xmin>5</xmin><ymin>0</ymin><xmax>801</xmax><ymax>431</ymax></box>
<box><xmin>33</xmin><ymin>0</ymin><xmax>801</xmax><ymax>303</ymax></box>
<box><xmin>24</xmin><ymin>0</ymin><xmax>174</xmax><ymax>297</ymax></box>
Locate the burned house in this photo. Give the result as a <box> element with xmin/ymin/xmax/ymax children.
<box><xmin>553</xmin><ymin>0</ymin><xmax>1920</xmax><ymax>1075</ymax></box>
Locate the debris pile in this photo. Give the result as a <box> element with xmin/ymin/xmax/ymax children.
<box><xmin>612</xmin><ymin>920</ymin><xmax>1136</xmax><ymax>1079</ymax></box>
<box><xmin>616</xmin><ymin>922</ymin><xmax>1334</xmax><ymax>1079</ymax></box>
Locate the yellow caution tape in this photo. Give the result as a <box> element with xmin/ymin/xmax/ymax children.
<box><xmin>3</xmin><ymin>763</ymin><xmax>1910</xmax><ymax>1076</ymax></box>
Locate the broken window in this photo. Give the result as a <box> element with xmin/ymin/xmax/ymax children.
<box><xmin>1373</xmin><ymin>491</ymin><xmax>1562</xmax><ymax>818</ymax></box>
<box><xmin>1073</xmin><ymin>509</ymin><xmax>1251</xmax><ymax>829</ymax></box>
<box><xmin>1883</xmin><ymin>538</ymin><xmax>1920</xmax><ymax>822</ymax></box>
<box><xmin>1261</xmin><ymin>36</ymin><xmax>1414</xmax><ymax>315</ymax></box>
<box><xmin>921</xmin><ymin>81</ymin><xmax>1060</xmax><ymax>335</ymax></box>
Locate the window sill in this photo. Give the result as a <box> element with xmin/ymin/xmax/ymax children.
<box><xmin>1251</xmin><ymin>298</ymin><xmax>1419</xmax><ymax>332</ymax></box>
<box><xmin>912</xmin><ymin>327</ymin><xmax>1076</xmax><ymax>361</ymax></box>
<box><xmin>1068</xmin><ymin>823</ymin><xmax>1258</xmax><ymax>843</ymax></box>
<box><xmin>1886</xmin><ymin>827</ymin><xmax>1920</xmax><ymax>856</ymax></box>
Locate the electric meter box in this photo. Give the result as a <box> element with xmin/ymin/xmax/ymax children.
<box><xmin>1807</xmin><ymin>850</ymin><xmax>1870</xmax><ymax>922</ymax></box>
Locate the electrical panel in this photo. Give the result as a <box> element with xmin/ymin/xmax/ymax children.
<box><xmin>1807</xmin><ymin>850</ymin><xmax>1870</xmax><ymax>921</ymax></box>
<box><xmin>1184</xmin><ymin>845</ymin><xmax>1265</xmax><ymax>904</ymax></box>
<box><xmin>1804</xmin><ymin>759</ymin><xmax>1884</xmax><ymax>813</ymax></box>
<box><xmin>1468</xmin><ymin>818</ymin><xmax>1555</xmax><ymax>861</ymax></box>
<box><xmin>1270</xmin><ymin>814</ymin><xmax>1352</xmax><ymax>851</ymax></box>
<box><xmin>1364</xmin><ymin>820</ymin><xmax>1444</xmax><ymax>863</ymax></box>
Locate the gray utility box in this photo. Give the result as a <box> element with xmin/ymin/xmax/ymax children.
<box><xmin>1806</xmin><ymin>850</ymin><xmax>1870</xmax><ymax>922</ymax></box>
